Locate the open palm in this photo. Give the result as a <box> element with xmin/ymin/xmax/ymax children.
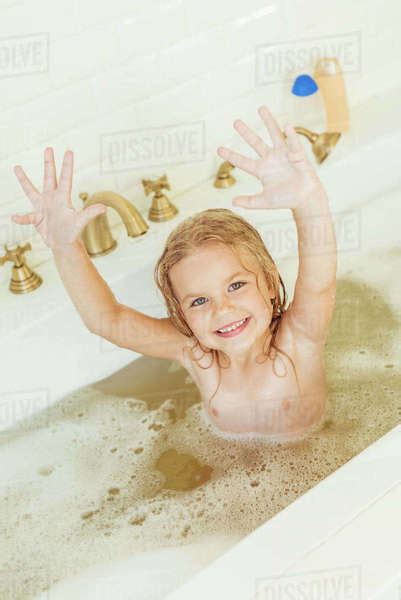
<box><xmin>11</xmin><ymin>148</ymin><xmax>106</xmax><ymax>249</ymax></box>
<box><xmin>217</xmin><ymin>105</ymin><xmax>321</xmax><ymax>210</ymax></box>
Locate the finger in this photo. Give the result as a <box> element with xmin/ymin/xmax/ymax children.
<box><xmin>283</xmin><ymin>123</ymin><xmax>306</xmax><ymax>160</ymax></box>
<box><xmin>233</xmin><ymin>119</ymin><xmax>270</xmax><ymax>157</ymax></box>
<box><xmin>232</xmin><ymin>193</ymin><xmax>267</xmax><ymax>209</ymax></box>
<box><xmin>43</xmin><ymin>147</ymin><xmax>57</xmax><ymax>192</ymax></box>
<box><xmin>13</xmin><ymin>165</ymin><xmax>41</xmax><ymax>206</ymax></box>
<box><xmin>258</xmin><ymin>105</ymin><xmax>286</xmax><ymax>148</ymax></box>
<box><xmin>11</xmin><ymin>211</ymin><xmax>40</xmax><ymax>225</ymax></box>
<box><xmin>217</xmin><ymin>146</ymin><xmax>257</xmax><ymax>176</ymax></box>
<box><xmin>58</xmin><ymin>150</ymin><xmax>74</xmax><ymax>196</ymax></box>
<box><xmin>76</xmin><ymin>204</ymin><xmax>107</xmax><ymax>233</ymax></box>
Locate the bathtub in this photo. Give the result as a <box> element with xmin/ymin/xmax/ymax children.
<box><xmin>1</xmin><ymin>86</ymin><xmax>400</xmax><ymax>600</ymax></box>
<box><xmin>1</xmin><ymin>87</ymin><xmax>401</xmax><ymax>433</ymax></box>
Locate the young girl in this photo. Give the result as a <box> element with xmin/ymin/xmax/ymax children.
<box><xmin>11</xmin><ymin>105</ymin><xmax>337</xmax><ymax>442</ymax></box>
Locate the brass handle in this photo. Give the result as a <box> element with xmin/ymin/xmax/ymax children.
<box><xmin>0</xmin><ymin>242</ymin><xmax>42</xmax><ymax>294</ymax></box>
<box><xmin>142</xmin><ymin>174</ymin><xmax>171</xmax><ymax>197</ymax></box>
<box><xmin>217</xmin><ymin>161</ymin><xmax>235</xmax><ymax>177</ymax></box>
<box><xmin>0</xmin><ymin>242</ymin><xmax>32</xmax><ymax>268</ymax></box>
<box><xmin>214</xmin><ymin>161</ymin><xmax>236</xmax><ymax>188</ymax></box>
<box><xmin>141</xmin><ymin>175</ymin><xmax>178</xmax><ymax>222</ymax></box>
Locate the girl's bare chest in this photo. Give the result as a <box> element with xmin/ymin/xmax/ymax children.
<box><xmin>181</xmin><ymin>322</ymin><xmax>328</xmax><ymax>435</ymax></box>
<box><xmin>185</xmin><ymin>347</ymin><xmax>303</xmax><ymax>430</ymax></box>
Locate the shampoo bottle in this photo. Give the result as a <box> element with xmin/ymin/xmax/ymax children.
<box><xmin>313</xmin><ymin>57</ymin><xmax>350</xmax><ymax>132</ymax></box>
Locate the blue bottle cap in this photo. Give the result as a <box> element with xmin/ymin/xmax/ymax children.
<box><xmin>291</xmin><ymin>74</ymin><xmax>318</xmax><ymax>97</ymax></box>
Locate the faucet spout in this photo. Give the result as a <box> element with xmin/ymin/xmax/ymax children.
<box><xmin>79</xmin><ymin>191</ymin><xmax>149</xmax><ymax>257</ymax></box>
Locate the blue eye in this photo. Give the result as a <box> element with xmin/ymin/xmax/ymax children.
<box><xmin>191</xmin><ymin>296</ymin><xmax>206</xmax><ymax>307</ymax></box>
<box><xmin>190</xmin><ymin>281</ymin><xmax>246</xmax><ymax>308</ymax></box>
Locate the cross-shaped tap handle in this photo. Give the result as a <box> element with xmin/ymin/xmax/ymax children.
<box><xmin>142</xmin><ymin>174</ymin><xmax>171</xmax><ymax>197</ymax></box>
<box><xmin>0</xmin><ymin>242</ymin><xmax>32</xmax><ymax>267</ymax></box>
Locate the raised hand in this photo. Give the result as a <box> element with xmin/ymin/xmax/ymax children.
<box><xmin>11</xmin><ymin>148</ymin><xmax>107</xmax><ymax>249</ymax></box>
<box><xmin>217</xmin><ymin>105</ymin><xmax>322</xmax><ymax>210</ymax></box>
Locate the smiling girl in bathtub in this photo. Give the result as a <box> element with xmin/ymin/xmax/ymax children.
<box><xmin>11</xmin><ymin>105</ymin><xmax>337</xmax><ymax>442</ymax></box>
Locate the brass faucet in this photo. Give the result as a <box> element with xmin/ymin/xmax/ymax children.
<box><xmin>214</xmin><ymin>161</ymin><xmax>236</xmax><ymax>188</ymax></box>
<box><xmin>0</xmin><ymin>242</ymin><xmax>42</xmax><ymax>294</ymax></box>
<box><xmin>293</xmin><ymin>127</ymin><xmax>341</xmax><ymax>164</ymax></box>
<box><xmin>78</xmin><ymin>191</ymin><xmax>149</xmax><ymax>257</ymax></box>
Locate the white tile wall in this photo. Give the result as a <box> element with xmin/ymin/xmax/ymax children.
<box><xmin>0</xmin><ymin>0</ymin><xmax>401</xmax><ymax>270</ymax></box>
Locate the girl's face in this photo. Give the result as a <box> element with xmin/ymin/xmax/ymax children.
<box><xmin>169</xmin><ymin>242</ymin><xmax>274</xmax><ymax>355</ymax></box>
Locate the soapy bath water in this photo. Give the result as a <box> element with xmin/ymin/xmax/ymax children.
<box><xmin>0</xmin><ymin>246</ymin><xmax>400</xmax><ymax>599</ymax></box>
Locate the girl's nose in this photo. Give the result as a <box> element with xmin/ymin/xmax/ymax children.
<box><xmin>214</xmin><ymin>295</ymin><xmax>235</xmax><ymax>315</ymax></box>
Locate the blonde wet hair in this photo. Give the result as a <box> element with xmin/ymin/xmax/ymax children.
<box><xmin>154</xmin><ymin>208</ymin><xmax>299</xmax><ymax>414</ymax></box>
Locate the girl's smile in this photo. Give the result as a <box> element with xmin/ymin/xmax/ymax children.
<box><xmin>214</xmin><ymin>315</ymin><xmax>251</xmax><ymax>337</ymax></box>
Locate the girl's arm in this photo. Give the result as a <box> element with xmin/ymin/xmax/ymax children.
<box><xmin>52</xmin><ymin>238</ymin><xmax>118</xmax><ymax>332</ymax></box>
<box><xmin>216</xmin><ymin>104</ymin><xmax>337</xmax><ymax>346</ymax></box>
<box><xmin>53</xmin><ymin>240</ymin><xmax>189</xmax><ymax>360</ymax></box>
<box><xmin>53</xmin><ymin>240</ymin><xmax>188</xmax><ymax>360</ymax></box>
<box><xmin>288</xmin><ymin>182</ymin><xmax>337</xmax><ymax>345</ymax></box>
<box><xmin>12</xmin><ymin>148</ymin><xmax>189</xmax><ymax>362</ymax></box>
